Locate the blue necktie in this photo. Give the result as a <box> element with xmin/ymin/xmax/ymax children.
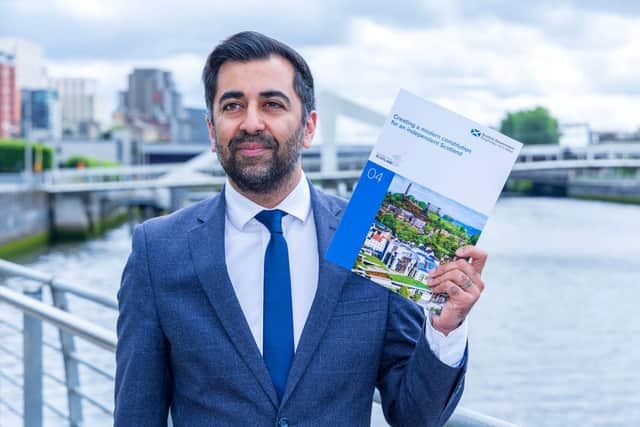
<box><xmin>255</xmin><ymin>209</ymin><xmax>294</xmax><ymax>399</ymax></box>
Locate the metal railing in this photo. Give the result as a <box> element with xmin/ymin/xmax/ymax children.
<box><xmin>0</xmin><ymin>259</ymin><xmax>117</xmax><ymax>427</ymax></box>
<box><xmin>42</xmin><ymin>163</ymin><xmax>185</xmax><ymax>186</ymax></box>
<box><xmin>0</xmin><ymin>259</ymin><xmax>518</xmax><ymax>427</ymax></box>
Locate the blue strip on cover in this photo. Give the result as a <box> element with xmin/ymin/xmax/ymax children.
<box><xmin>325</xmin><ymin>160</ymin><xmax>395</xmax><ymax>269</ymax></box>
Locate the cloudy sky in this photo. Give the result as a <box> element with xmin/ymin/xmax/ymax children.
<box><xmin>2</xmin><ymin>0</ymin><xmax>639</xmax><ymax>142</ymax></box>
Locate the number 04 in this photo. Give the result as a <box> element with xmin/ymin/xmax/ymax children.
<box><xmin>367</xmin><ymin>167</ymin><xmax>383</xmax><ymax>183</ymax></box>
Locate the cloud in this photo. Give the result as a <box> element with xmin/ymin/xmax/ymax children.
<box><xmin>304</xmin><ymin>17</ymin><xmax>639</xmax><ymax>133</ymax></box>
<box><xmin>2</xmin><ymin>0</ymin><xmax>640</xmax><ymax>61</ymax></box>
<box><xmin>0</xmin><ymin>0</ymin><xmax>348</xmax><ymax>60</ymax></box>
<box><xmin>4</xmin><ymin>1</ymin><xmax>640</xmax><ymax>133</ymax></box>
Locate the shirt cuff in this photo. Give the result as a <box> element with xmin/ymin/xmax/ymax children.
<box><xmin>424</xmin><ymin>310</ymin><xmax>468</xmax><ymax>368</ymax></box>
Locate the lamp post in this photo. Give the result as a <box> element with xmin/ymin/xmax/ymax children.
<box><xmin>24</xmin><ymin>91</ymin><xmax>33</xmax><ymax>184</ymax></box>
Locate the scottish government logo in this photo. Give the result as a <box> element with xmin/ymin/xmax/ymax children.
<box><xmin>470</xmin><ymin>128</ymin><xmax>481</xmax><ymax>137</ymax></box>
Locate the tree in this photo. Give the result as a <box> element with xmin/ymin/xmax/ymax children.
<box><xmin>443</xmin><ymin>235</ymin><xmax>458</xmax><ymax>254</ymax></box>
<box><xmin>391</xmin><ymin>193</ymin><xmax>404</xmax><ymax>205</ymax></box>
<box><xmin>396</xmin><ymin>223</ymin><xmax>420</xmax><ymax>243</ymax></box>
<box><xmin>431</xmin><ymin>216</ymin><xmax>444</xmax><ymax>236</ymax></box>
<box><xmin>500</xmin><ymin>107</ymin><xmax>560</xmax><ymax>145</ymax></box>
<box><xmin>469</xmin><ymin>233</ymin><xmax>480</xmax><ymax>245</ymax></box>
<box><xmin>380</xmin><ymin>212</ymin><xmax>397</xmax><ymax>231</ymax></box>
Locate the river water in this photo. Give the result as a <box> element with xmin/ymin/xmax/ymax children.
<box><xmin>1</xmin><ymin>197</ymin><xmax>639</xmax><ymax>426</ymax></box>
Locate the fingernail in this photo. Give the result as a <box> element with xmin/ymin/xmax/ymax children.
<box><xmin>455</xmin><ymin>248</ymin><xmax>465</xmax><ymax>256</ymax></box>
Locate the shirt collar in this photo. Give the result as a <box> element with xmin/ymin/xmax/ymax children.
<box><xmin>224</xmin><ymin>172</ymin><xmax>311</xmax><ymax>231</ymax></box>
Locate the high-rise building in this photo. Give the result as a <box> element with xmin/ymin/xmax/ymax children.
<box><xmin>183</xmin><ymin>107</ymin><xmax>209</xmax><ymax>143</ymax></box>
<box><xmin>116</xmin><ymin>68</ymin><xmax>187</xmax><ymax>142</ymax></box>
<box><xmin>0</xmin><ymin>38</ymin><xmax>47</xmax><ymax>89</ymax></box>
<box><xmin>21</xmin><ymin>88</ymin><xmax>62</xmax><ymax>141</ymax></box>
<box><xmin>0</xmin><ymin>50</ymin><xmax>20</xmax><ymax>138</ymax></box>
<box><xmin>0</xmin><ymin>39</ymin><xmax>50</xmax><ymax>141</ymax></box>
<box><xmin>49</xmin><ymin>77</ymin><xmax>100</xmax><ymax>138</ymax></box>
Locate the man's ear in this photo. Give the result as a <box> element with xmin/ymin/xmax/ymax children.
<box><xmin>302</xmin><ymin>110</ymin><xmax>318</xmax><ymax>149</ymax></box>
<box><xmin>206</xmin><ymin>115</ymin><xmax>216</xmax><ymax>153</ymax></box>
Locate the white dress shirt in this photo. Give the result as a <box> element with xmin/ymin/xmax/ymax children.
<box><xmin>224</xmin><ymin>173</ymin><xmax>467</xmax><ymax>367</ymax></box>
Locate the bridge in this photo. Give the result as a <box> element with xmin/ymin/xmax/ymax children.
<box><xmin>5</xmin><ymin>91</ymin><xmax>637</xmax><ymax>239</ymax></box>
<box><xmin>38</xmin><ymin>145</ymin><xmax>640</xmax><ymax>190</ymax></box>
<box><xmin>509</xmin><ymin>144</ymin><xmax>640</xmax><ymax>198</ymax></box>
<box><xmin>36</xmin><ymin>140</ymin><xmax>640</xmax><ymax>212</ymax></box>
<box><xmin>2</xmin><ymin>91</ymin><xmax>639</xmax><ymax>242</ymax></box>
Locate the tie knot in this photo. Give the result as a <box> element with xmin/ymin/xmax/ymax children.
<box><xmin>255</xmin><ymin>209</ymin><xmax>287</xmax><ymax>234</ymax></box>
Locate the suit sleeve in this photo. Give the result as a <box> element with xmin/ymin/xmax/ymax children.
<box><xmin>376</xmin><ymin>292</ymin><xmax>467</xmax><ymax>427</ymax></box>
<box><xmin>114</xmin><ymin>224</ymin><xmax>172</xmax><ymax>426</ymax></box>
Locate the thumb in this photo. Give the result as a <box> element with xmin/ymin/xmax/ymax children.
<box><xmin>456</xmin><ymin>246</ymin><xmax>471</xmax><ymax>257</ymax></box>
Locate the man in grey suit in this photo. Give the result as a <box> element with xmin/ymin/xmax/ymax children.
<box><xmin>115</xmin><ymin>31</ymin><xmax>487</xmax><ymax>426</ymax></box>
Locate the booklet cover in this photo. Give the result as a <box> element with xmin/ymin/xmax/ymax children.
<box><xmin>325</xmin><ymin>89</ymin><xmax>523</xmax><ymax>314</ymax></box>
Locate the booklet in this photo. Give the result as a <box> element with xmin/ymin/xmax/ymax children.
<box><xmin>325</xmin><ymin>89</ymin><xmax>522</xmax><ymax>314</ymax></box>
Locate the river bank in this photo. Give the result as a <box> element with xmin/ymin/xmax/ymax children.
<box><xmin>0</xmin><ymin>187</ymin><xmax>129</xmax><ymax>259</ymax></box>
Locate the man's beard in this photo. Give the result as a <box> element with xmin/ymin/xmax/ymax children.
<box><xmin>215</xmin><ymin>125</ymin><xmax>304</xmax><ymax>194</ymax></box>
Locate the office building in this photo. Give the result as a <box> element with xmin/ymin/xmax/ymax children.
<box><xmin>21</xmin><ymin>88</ymin><xmax>62</xmax><ymax>141</ymax></box>
<box><xmin>49</xmin><ymin>77</ymin><xmax>100</xmax><ymax>138</ymax></box>
<box><xmin>116</xmin><ymin>68</ymin><xmax>187</xmax><ymax>142</ymax></box>
<box><xmin>183</xmin><ymin>107</ymin><xmax>209</xmax><ymax>143</ymax></box>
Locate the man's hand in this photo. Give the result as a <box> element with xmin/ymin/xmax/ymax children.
<box><xmin>428</xmin><ymin>246</ymin><xmax>488</xmax><ymax>335</ymax></box>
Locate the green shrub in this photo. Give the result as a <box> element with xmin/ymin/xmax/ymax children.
<box><xmin>506</xmin><ymin>178</ymin><xmax>534</xmax><ymax>193</ymax></box>
<box><xmin>0</xmin><ymin>139</ymin><xmax>54</xmax><ymax>172</ymax></box>
<box><xmin>62</xmin><ymin>155</ymin><xmax>120</xmax><ymax>169</ymax></box>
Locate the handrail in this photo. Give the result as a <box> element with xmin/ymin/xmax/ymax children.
<box><xmin>445</xmin><ymin>407</ymin><xmax>520</xmax><ymax>427</ymax></box>
<box><xmin>44</xmin><ymin>163</ymin><xmax>184</xmax><ymax>181</ymax></box>
<box><xmin>42</xmin><ymin>344</ymin><xmax>115</xmax><ymax>381</ymax></box>
<box><xmin>0</xmin><ymin>259</ymin><xmax>117</xmax><ymax>310</ymax></box>
<box><xmin>0</xmin><ymin>286</ymin><xmax>116</xmax><ymax>352</ymax></box>
<box><xmin>371</xmin><ymin>390</ymin><xmax>519</xmax><ymax>427</ymax></box>
<box><xmin>0</xmin><ymin>396</ymin><xmax>23</xmax><ymax>417</ymax></box>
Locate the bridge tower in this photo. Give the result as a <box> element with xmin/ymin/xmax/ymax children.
<box><xmin>316</xmin><ymin>91</ymin><xmax>385</xmax><ymax>174</ymax></box>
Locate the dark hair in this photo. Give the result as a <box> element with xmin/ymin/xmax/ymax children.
<box><xmin>202</xmin><ymin>31</ymin><xmax>315</xmax><ymax>124</ymax></box>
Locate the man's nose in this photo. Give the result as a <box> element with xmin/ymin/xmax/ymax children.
<box><xmin>239</xmin><ymin>103</ymin><xmax>266</xmax><ymax>134</ymax></box>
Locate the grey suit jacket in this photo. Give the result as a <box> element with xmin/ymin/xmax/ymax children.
<box><xmin>114</xmin><ymin>183</ymin><xmax>466</xmax><ymax>426</ymax></box>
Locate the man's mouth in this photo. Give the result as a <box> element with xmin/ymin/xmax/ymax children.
<box><xmin>230</xmin><ymin>133</ymin><xmax>278</xmax><ymax>156</ymax></box>
<box><xmin>234</xmin><ymin>141</ymin><xmax>272</xmax><ymax>156</ymax></box>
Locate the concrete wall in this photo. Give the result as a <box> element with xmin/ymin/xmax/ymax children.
<box><xmin>569</xmin><ymin>179</ymin><xmax>640</xmax><ymax>199</ymax></box>
<box><xmin>52</xmin><ymin>195</ymin><xmax>89</xmax><ymax>232</ymax></box>
<box><xmin>54</xmin><ymin>140</ymin><xmax>119</xmax><ymax>164</ymax></box>
<box><xmin>50</xmin><ymin>192</ymin><xmax>129</xmax><ymax>238</ymax></box>
<box><xmin>0</xmin><ymin>190</ymin><xmax>49</xmax><ymax>245</ymax></box>
<box><xmin>0</xmin><ymin>188</ymin><xmax>130</xmax><ymax>255</ymax></box>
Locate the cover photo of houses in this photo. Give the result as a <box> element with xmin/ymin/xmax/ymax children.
<box><xmin>352</xmin><ymin>174</ymin><xmax>488</xmax><ymax>314</ymax></box>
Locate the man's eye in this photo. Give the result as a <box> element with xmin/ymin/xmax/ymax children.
<box><xmin>265</xmin><ymin>101</ymin><xmax>284</xmax><ymax>109</ymax></box>
<box><xmin>222</xmin><ymin>103</ymin><xmax>241</xmax><ymax>112</ymax></box>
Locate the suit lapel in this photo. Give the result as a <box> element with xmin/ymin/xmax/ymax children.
<box><xmin>281</xmin><ymin>183</ymin><xmax>350</xmax><ymax>407</ymax></box>
<box><xmin>187</xmin><ymin>192</ymin><xmax>279</xmax><ymax>407</ymax></box>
